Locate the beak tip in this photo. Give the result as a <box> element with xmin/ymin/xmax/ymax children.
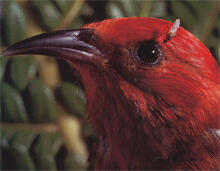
<box><xmin>2</xmin><ymin>50</ymin><xmax>9</xmax><ymax>57</ymax></box>
<box><xmin>2</xmin><ymin>46</ymin><xmax>20</xmax><ymax>57</ymax></box>
<box><xmin>2</xmin><ymin>49</ymin><xmax>13</xmax><ymax>57</ymax></box>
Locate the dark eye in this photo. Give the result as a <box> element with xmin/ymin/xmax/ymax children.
<box><xmin>135</xmin><ymin>40</ymin><xmax>162</xmax><ymax>65</ymax></box>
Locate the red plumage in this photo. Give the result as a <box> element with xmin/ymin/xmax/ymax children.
<box><xmin>4</xmin><ymin>17</ymin><xmax>220</xmax><ymax>170</ymax></box>
<box><xmin>82</xmin><ymin>17</ymin><xmax>220</xmax><ymax>169</ymax></box>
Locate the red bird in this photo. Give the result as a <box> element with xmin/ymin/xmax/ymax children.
<box><xmin>3</xmin><ymin>17</ymin><xmax>220</xmax><ymax>170</ymax></box>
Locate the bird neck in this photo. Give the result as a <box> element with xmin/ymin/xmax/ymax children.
<box><xmin>77</xmin><ymin>64</ymin><xmax>220</xmax><ymax>169</ymax></box>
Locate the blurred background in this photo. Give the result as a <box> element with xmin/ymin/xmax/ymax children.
<box><xmin>0</xmin><ymin>0</ymin><xmax>219</xmax><ymax>170</ymax></box>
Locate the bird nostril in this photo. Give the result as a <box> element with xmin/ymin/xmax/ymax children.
<box><xmin>77</xmin><ymin>29</ymin><xmax>95</xmax><ymax>44</ymax></box>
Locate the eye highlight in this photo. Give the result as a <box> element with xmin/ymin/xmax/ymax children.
<box><xmin>135</xmin><ymin>40</ymin><xmax>162</xmax><ymax>65</ymax></box>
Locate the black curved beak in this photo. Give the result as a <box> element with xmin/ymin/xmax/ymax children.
<box><xmin>3</xmin><ymin>29</ymin><xmax>105</xmax><ymax>65</ymax></box>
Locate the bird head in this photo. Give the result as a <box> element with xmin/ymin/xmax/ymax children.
<box><xmin>3</xmin><ymin>17</ymin><xmax>220</xmax><ymax>168</ymax></box>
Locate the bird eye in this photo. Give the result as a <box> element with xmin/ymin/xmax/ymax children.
<box><xmin>135</xmin><ymin>40</ymin><xmax>161</xmax><ymax>65</ymax></box>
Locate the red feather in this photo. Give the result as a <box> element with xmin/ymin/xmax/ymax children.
<box><xmin>82</xmin><ymin>17</ymin><xmax>220</xmax><ymax>169</ymax></box>
<box><xmin>4</xmin><ymin>17</ymin><xmax>220</xmax><ymax>170</ymax></box>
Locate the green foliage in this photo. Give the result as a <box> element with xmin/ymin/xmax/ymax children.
<box><xmin>1</xmin><ymin>129</ymin><xmax>37</xmax><ymax>170</ymax></box>
<box><xmin>10</xmin><ymin>56</ymin><xmax>38</xmax><ymax>90</ymax></box>
<box><xmin>31</xmin><ymin>0</ymin><xmax>63</xmax><ymax>30</ymax></box>
<box><xmin>29</xmin><ymin>79</ymin><xmax>57</xmax><ymax>122</ymax></box>
<box><xmin>7</xmin><ymin>131</ymin><xmax>36</xmax><ymax>170</ymax></box>
<box><xmin>1</xmin><ymin>0</ymin><xmax>219</xmax><ymax>170</ymax></box>
<box><xmin>0</xmin><ymin>57</ymin><xmax>8</xmax><ymax>80</ymax></box>
<box><xmin>2</xmin><ymin>1</ymin><xmax>26</xmax><ymax>45</ymax></box>
<box><xmin>33</xmin><ymin>133</ymin><xmax>62</xmax><ymax>170</ymax></box>
<box><xmin>58</xmin><ymin>82</ymin><xmax>86</xmax><ymax>117</ymax></box>
<box><xmin>1</xmin><ymin>81</ymin><xmax>28</xmax><ymax>122</ymax></box>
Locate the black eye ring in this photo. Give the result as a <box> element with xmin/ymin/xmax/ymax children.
<box><xmin>135</xmin><ymin>40</ymin><xmax>162</xmax><ymax>65</ymax></box>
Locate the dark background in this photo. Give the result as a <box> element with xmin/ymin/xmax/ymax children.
<box><xmin>0</xmin><ymin>0</ymin><xmax>219</xmax><ymax>170</ymax></box>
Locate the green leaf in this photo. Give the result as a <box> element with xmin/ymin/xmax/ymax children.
<box><xmin>1</xmin><ymin>81</ymin><xmax>28</xmax><ymax>122</ymax></box>
<box><xmin>171</xmin><ymin>1</ymin><xmax>197</xmax><ymax>33</ymax></box>
<box><xmin>193</xmin><ymin>2</ymin><xmax>217</xmax><ymax>42</ymax></box>
<box><xmin>31</xmin><ymin>0</ymin><xmax>62</xmax><ymax>30</ymax></box>
<box><xmin>2</xmin><ymin>1</ymin><xmax>26</xmax><ymax>44</ymax></box>
<box><xmin>107</xmin><ymin>2</ymin><xmax>125</xmax><ymax>18</ymax></box>
<box><xmin>107</xmin><ymin>1</ymin><xmax>141</xmax><ymax>18</ymax></box>
<box><xmin>119</xmin><ymin>0</ymin><xmax>136</xmax><ymax>17</ymax></box>
<box><xmin>53</xmin><ymin>0</ymin><xmax>73</xmax><ymax>14</ymax></box>
<box><xmin>149</xmin><ymin>1</ymin><xmax>166</xmax><ymax>18</ymax></box>
<box><xmin>58</xmin><ymin>82</ymin><xmax>86</xmax><ymax>117</ymax></box>
<box><xmin>0</xmin><ymin>129</ymin><xmax>16</xmax><ymax>149</ymax></box>
<box><xmin>0</xmin><ymin>129</ymin><xmax>17</xmax><ymax>170</ymax></box>
<box><xmin>64</xmin><ymin>152</ymin><xmax>86</xmax><ymax>170</ymax></box>
<box><xmin>10</xmin><ymin>132</ymin><xmax>36</xmax><ymax>170</ymax></box>
<box><xmin>33</xmin><ymin>133</ymin><xmax>62</xmax><ymax>170</ymax></box>
<box><xmin>82</xmin><ymin>123</ymin><xmax>95</xmax><ymax>138</ymax></box>
<box><xmin>29</xmin><ymin>79</ymin><xmax>57</xmax><ymax>122</ymax></box>
<box><xmin>10</xmin><ymin>56</ymin><xmax>38</xmax><ymax>90</ymax></box>
<box><xmin>1</xmin><ymin>130</ymin><xmax>37</xmax><ymax>170</ymax></box>
<box><xmin>0</xmin><ymin>56</ymin><xmax>8</xmax><ymax>80</ymax></box>
<box><xmin>189</xmin><ymin>1</ymin><xmax>213</xmax><ymax>23</ymax></box>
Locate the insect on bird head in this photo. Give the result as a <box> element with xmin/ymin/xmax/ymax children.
<box><xmin>3</xmin><ymin>17</ymin><xmax>220</xmax><ymax>170</ymax></box>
